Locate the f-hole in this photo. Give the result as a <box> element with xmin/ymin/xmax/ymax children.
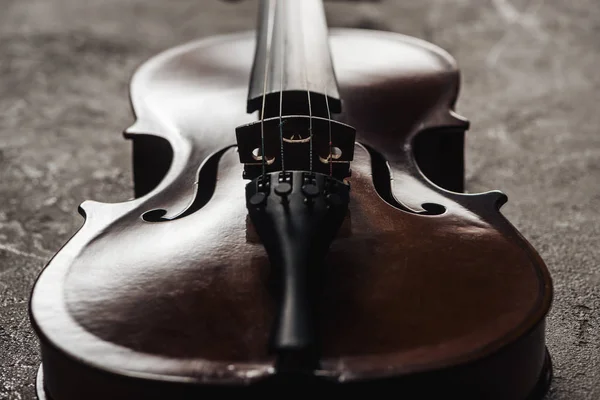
<box><xmin>142</xmin><ymin>147</ymin><xmax>230</xmax><ymax>222</ymax></box>
<box><xmin>365</xmin><ymin>144</ymin><xmax>446</xmax><ymax>216</ymax></box>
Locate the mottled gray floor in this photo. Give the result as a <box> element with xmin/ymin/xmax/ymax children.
<box><xmin>0</xmin><ymin>0</ymin><xmax>599</xmax><ymax>399</ymax></box>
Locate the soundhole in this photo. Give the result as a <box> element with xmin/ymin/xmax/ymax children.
<box><xmin>421</xmin><ymin>203</ymin><xmax>446</xmax><ymax>214</ymax></box>
<box><xmin>142</xmin><ymin>147</ymin><xmax>230</xmax><ymax>222</ymax></box>
<box><xmin>142</xmin><ymin>209</ymin><xmax>167</xmax><ymax>221</ymax></box>
<box><xmin>364</xmin><ymin>143</ymin><xmax>445</xmax><ymax>216</ymax></box>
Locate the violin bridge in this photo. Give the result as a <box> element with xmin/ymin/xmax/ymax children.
<box><xmin>235</xmin><ymin>115</ymin><xmax>356</xmax><ymax>181</ymax></box>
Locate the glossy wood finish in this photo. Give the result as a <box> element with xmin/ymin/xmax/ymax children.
<box><xmin>30</xmin><ymin>30</ymin><xmax>552</xmax><ymax>399</ymax></box>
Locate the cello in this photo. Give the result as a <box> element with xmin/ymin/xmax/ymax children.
<box><xmin>30</xmin><ymin>0</ymin><xmax>553</xmax><ymax>398</ymax></box>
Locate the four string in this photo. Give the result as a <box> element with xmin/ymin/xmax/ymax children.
<box><xmin>260</xmin><ymin>0</ymin><xmax>326</xmax><ymax>176</ymax></box>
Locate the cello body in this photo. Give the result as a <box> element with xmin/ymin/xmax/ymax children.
<box><xmin>30</xmin><ymin>28</ymin><xmax>552</xmax><ymax>399</ymax></box>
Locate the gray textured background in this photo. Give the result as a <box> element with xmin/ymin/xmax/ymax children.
<box><xmin>1</xmin><ymin>0</ymin><xmax>599</xmax><ymax>399</ymax></box>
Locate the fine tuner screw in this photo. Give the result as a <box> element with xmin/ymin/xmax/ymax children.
<box><xmin>302</xmin><ymin>184</ymin><xmax>319</xmax><ymax>205</ymax></box>
<box><xmin>275</xmin><ymin>182</ymin><xmax>292</xmax><ymax>197</ymax></box>
<box><xmin>249</xmin><ymin>192</ymin><xmax>267</xmax><ymax>207</ymax></box>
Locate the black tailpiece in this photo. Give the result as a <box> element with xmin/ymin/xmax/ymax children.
<box><xmin>246</xmin><ymin>171</ymin><xmax>350</xmax><ymax>374</ymax></box>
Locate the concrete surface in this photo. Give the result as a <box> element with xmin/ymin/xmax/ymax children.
<box><xmin>0</xmin><ymin>0</ymin><xmax>599</xmax><ymax>398</ymax></box>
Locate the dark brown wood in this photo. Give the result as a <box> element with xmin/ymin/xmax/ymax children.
<box><xmin>30</xmin><ymin>29</ymin><xmax>552</xmax><ymax>399</ymax></box>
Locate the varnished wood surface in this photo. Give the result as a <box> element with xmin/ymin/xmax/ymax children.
<box><xmin>29</xmin><ymin>29</ymin><xmax>552</xmax><ymax>398</ymax></box>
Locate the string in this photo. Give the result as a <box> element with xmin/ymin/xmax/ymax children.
<box><xmin>278</xmin><ymin>0</ymin><xmax>285</xmax><ymax>172</ymax></box>
<box><xmin>260</xmin><ymin>0</ymin><xmax>277</xmax><ymax>178</ymax></box>
<box><xmin>298</xmin><ymin>1</ymin><xmax>313</xmax><ymax>171</ymax></box>
<box><xmin>324</xmin><ymin>87</ymin><xmax>332</xmax><ymax>176</ymax></box>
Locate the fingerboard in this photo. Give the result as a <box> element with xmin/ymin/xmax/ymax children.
<box><xmin>247</xmin><ymin>0</ymin><xmax>342</xmax><ymax>117</ymax></box>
